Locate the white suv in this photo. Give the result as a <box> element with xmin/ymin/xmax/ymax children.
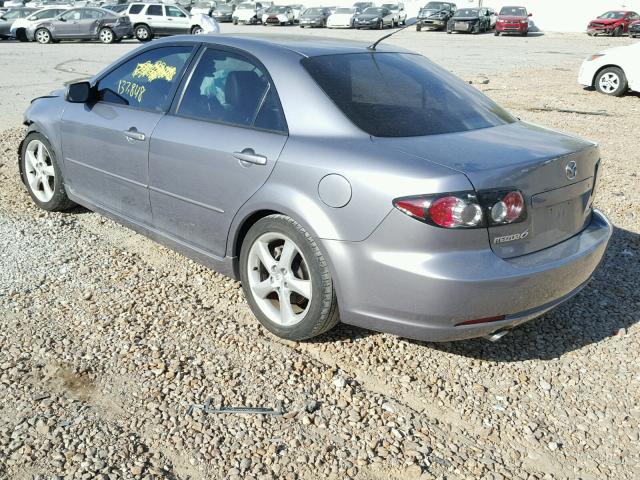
<box><xmin>124</xmin><ymin>2</ymin><xmax>218</xmax><ymax>41</ymax></box>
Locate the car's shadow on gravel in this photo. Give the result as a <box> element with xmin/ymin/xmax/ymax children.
<box><xmin>316</xmin><ymin>226</ymin><xmax>638</xmax><ymax>362</ymax></box>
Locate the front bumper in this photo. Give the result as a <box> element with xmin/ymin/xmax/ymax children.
<box><xmin>587</xmin><ymin>25</ymin><xmax>616</xmax><ymax>35</ymax></box>
<box><xmin>322</xmin><ymin>209</ymin><xmax>612</xmax><ymax>342</ymax></box>
<box><xmin>496</xmin><ymin>22</ymin><xmax>527</xmax><ymax>32</ymax></box>
<box><xmin>300</xmin><ymin>19</ymin><xmax>324</xmax><ymax>26</ymax></box>
<box><xmin>578</xmin><ymin>60</ymin><xmax>599</xmax><ymax>87</ymax></box>
<box><xmin>418</xmin><ymin>18</ymin><xmax>446</xmax><ymax>29</ymax></box>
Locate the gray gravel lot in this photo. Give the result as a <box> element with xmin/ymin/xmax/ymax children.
<box><xmin>1</xmin><ymin>29</ymin><xmax>639</xmax><ymax>480</ymax></box>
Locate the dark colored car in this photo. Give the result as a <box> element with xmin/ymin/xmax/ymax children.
<box><xmin>0</xmin><ymin>7</ymin><xmax>36</xmax><ymax>38</ymax></box>
<box><xmin>29</xmin><ymin>7</ymin><xmax>132</xmax><ymax>44</ymax></box>
<box><xmin>447</xmin><ymin>7</ymin><xmax>491</xmax><ymax>34</ymax></box>
<box><xmin>495</xmin><ymin>5</ymin><xmax>529</xmax><ymax>36</ymax></box>
<box><xmin>587</xmin><ymin>10</ymin><xmax>639</xmax><ymax>37</ymax></box>
<box><xmin>212</xmin><ymin>3</ymin><xmax>235</xmax><ymax>22</ymax></box>
<box><xmin>299</xmin><ymin>7</ymin><xmax>330</xmax><ymax>27</ymax></box>
<box><xmin>630</xmin><ymin>20</ymin><xmax>640</xmax><ymax>38</ymax></box>
<box><xmin>416</xmin><ymin>1</ymin><xmax>456</xmax><ymax>32</ymax></box>
<box><xmin>354</xmin><ymin>6</ymin><xmax>394</xmax><ymax>29</ymax></box>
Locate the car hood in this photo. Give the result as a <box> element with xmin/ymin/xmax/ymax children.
<box><xmin>498</xmin><ymin>15</ymin><xmax>526</xmax><ymax>21</ymax></box>
<box><xmin>329</xmin><ymin>13</ymin><xmax>354</xmax><ymax>20</ymax></box>
<box><xmin>591</xmin><ymin>18</ymin><xmax>618</xmax><ymax>24</ymax></box>
<box><xmin>357</xmin><ymin>13</ymin><xmax>382</xmax><ymax>20</ymax></box>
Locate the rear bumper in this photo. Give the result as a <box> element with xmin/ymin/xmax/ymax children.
<box><xmin>322</xmin><ymin>209</ymin><xmax>612</xmax><ymax>342</ymax></box>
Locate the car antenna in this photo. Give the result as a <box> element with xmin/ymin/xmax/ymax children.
<box><xmin>367</xmin><ymin>8</ymin><xmax>447</xmax><ymax>51</ymax></box>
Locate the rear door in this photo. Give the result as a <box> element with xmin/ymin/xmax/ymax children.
<box><xmin>54</xmin><ymin>8</ymin><xmax>82</xmax><ymax>37</ymax></box>
<box><xmin>164</xmin><ymin>5</ymin><xmax>190</xmax><ymax>34</ymax></box>
<box><xmin>149</xmin><ymin>47</ymin><xmax>288</xmax><ymax>258</ymax></box>
<box><xmin>60</xmin><ymin>44</ymin><xmax>195</xmax><ymax>224</ymax></box>
<box><xmin>75</xmin><ymin>8</ymin><xmax>104</xmax><ymax>38</ymax></box>
<box><xmin>144</xmin><ymin>4</ymin><xmax>166</xmax><ymax>34</ymax></box>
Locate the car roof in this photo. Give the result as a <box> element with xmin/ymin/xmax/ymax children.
<box><xmin>153</xmin><ymin>33</ymin><xmax>409</xmax><ymax>57</ymax></box>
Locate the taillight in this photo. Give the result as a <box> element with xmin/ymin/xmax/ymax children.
<box><xmin>393</xmin><ymin>189</ymin><xmax>526</xmax><ymax>229</ymax></box>
<box><xmin>393</xmin><ymin>191</ymin><xmax>483</xmax><ymax>229</ymax></box>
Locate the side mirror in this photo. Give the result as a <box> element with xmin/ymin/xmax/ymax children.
<box><xmin>65</xmin><ymin>81</ymin><xmax>94</xmax><ymax>103</ymax></box>
<box><xmin>528</xmin><ymin>13</ymin><xmax>532</xmax><ymax>17</ymax></box>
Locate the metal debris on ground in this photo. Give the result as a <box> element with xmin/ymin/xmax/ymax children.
<box><xmin>187</xmin><ymin>398</ymin><xmax>283</xmax><ymax>416</ymax></box>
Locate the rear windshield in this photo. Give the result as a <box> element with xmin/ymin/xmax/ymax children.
<box><xmin>302</xmin><ymin>53</ymin><xmax>515</xmax><ymax>138</ymax></box>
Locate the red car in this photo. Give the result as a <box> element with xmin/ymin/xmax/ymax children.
<box><xmin>587</xmin><ymin>10</ymin><xmax>639</xmax><ymax>36</ymax></box>
<box><xmin>495</xmin><ymin>5</ymin><xmax>530</xmax><ymax>36</ymax></box>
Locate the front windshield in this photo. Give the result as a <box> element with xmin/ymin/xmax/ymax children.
<box><xmin>499</xmin><ymin>7</ymin><xmax>526</xmax><ymax>16</ymax></box>
<box><xmin>302</xmin><ymin>53</ymin><xmax>515</xmax><ymax>138</ymax></box>
<box><xmin>363</xmin><ymin>7</ymin><xmax>383</xmax><ymax>14</ymax></box>
<box><xmin>425</xmin><ymin>2</ymin><xmax>447</xmax><ymax>10</ymax></box>
<box><xmin>335</xmin><ymin>7</ymin><xmax>354</xmax><ymax>13</ymax></box>
<box><xmin>303</xmin><ymin>8</ymin><xmax>323</xmax><ymax>14</ymax></box>
<box><xmin>455</xmin><ymin>8</ymin><xmax>478</xmax><ymax>17</ymax></box>
<box><xmin>381</xmin><ymin>4</ymin><xmax>397</xmax><ymax>9</ymax></box>
<box><xmin>194</xmin><ymin>2</ymin><xmax>211</xmax><ymax>7</ymax></box>
<box><xmin>237</xmin><ymin>3</ymin><xmax>254</xmax><ymax>9</ymax></box>
<box><xmin>598</xmin><ymin>11</ymin><xmax>625</xmax><ymax>20</ymax></box>
<box><xmin>267</xmin><ymin>6</ymin><xmax>287</xmax><ymax>13</ymax></box>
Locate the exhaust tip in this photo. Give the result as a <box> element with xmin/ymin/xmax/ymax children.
<box><xmin>484</xmin><ymin>329</ymin><xmax>510</xmax><ymax>342</ymax></box>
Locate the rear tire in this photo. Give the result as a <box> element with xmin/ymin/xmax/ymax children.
<box><xmin>494</xmin><ymin>31</ymin><xmax>499</xmax><ymax>36</ymax></box>
<box><xmin>99</xmin><ymin>27</ymin><xmax>115</xmax><ymax>44</ymax></box>
<box><xmin>20</xmin><ymin>133</ymin><xmax>75</xmax><ymax>212</ymax></box>
<box><xmin>595</xmin><ymin>66</ymin><xmax>628</xmax><ymax>97</ymax></box>
<box><xmin>35</xmin><ymin>28</ymin><xmax>52</xmax><ymax>44</ymax></box>
<box><xmin>240</xmin><ymin>215</ymin><xmax>340</xmax><ymax>341</ymax></box>
<box><xmin>613</xmin><ymin>26</ymin><xmax>623</xmax><ymax>37</ymax></box>
<box><xmin>416</xmin><ymin>23</ymin><xmax>421</xmax><ymax>31</ymax></box>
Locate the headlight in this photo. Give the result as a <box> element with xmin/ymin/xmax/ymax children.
<box><xmin>520</xmin><ymin>20</ymin><xmax>527</xmax><ymax>24</ymax></box>
<box><xmin>587</xmin><ymin>54</ymin><xmax>605</xmax><ymax>61</ymax></box>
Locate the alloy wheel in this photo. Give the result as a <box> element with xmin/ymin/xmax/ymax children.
<box><xmin>99</xmin><ymin>28</ymin><xmax>113</xmax><ymax>43</ymax></box>
<box><xmin>136</xmin><ymin>26</ymin><xmax>149</xmax><ymax>40</ymax></box>
<box><xmin>247</xmin><ymin>232</ymin><xmax>312</xmax><ymax>326</ymax></box>
<box><xmin>24</xmin><ymin>139</ymin><xmax>55</xmax><ymax>203</ymax></box>
<box><xmin>598</xmin><ymin>72</ymin><xmax>620</xmax><ymax>94</ymax></box>
<box><xmin>35</xmin><ymin>29</ymin><xmax>50</xmax><ymax>44</ymax></box>
<box><xmin>192</xmin><ymin>26</ymin><xmax>203</xmax><ymax>34</ymax></box>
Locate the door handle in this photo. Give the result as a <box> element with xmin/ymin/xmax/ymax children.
<box><xmin>123</xmin><ymin>128</ymin><xmax>145</xmax><ymax>142</ymax></box>
<box><xmin>233</xmin><ymin>149</ymin><xmax>267</xmax><ymax>166</ymax></box>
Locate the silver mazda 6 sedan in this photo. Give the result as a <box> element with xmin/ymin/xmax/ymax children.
<box><xmin>20</xmin><ymin>35</ymin><xmax>612</xmax><ymax>342</ymax></box>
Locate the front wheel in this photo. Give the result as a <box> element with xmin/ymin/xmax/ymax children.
<box><xmin>240</xmin><ymin>215</ymin><xmax>340</xmax><ymax>341</ymax></box>
<box><xmin>20</xmin><ymin>133</ymin><xmax>75</xmax><ymax>212</ymax></box>
<box><xmin>613</xmin><ymin>26</ymin><xmax>623</xmax><ymax>37</ymax></box>
<box><xmin>416</xmin><ymin>23</ymin><xmax>422</xmax><ymax>31</ymax></box>
<box><xmin>99</xmin><ymin>27</ymin><xmax>115</xmax><ymax>44</ymax></box>
<box><xmin>494</xmin><ymin>31</ymin><xmax>500</xmax><ymax>36</ymax></box>
<box><xmin>191</xmin><ymin>25</ymin><xmax>204</xmax><ymax>34</ymax></box>
<box><xmin>35</xmin><ymin>28</ymin><xmax>52</xmax><ymax>44</ymax></box>
<box><xmin>135</xmin><ymin>24</ymin><xmax>152</xmax><ymax>42</ymax></box>
<box><xmin>595</xmin><ymin>66</ymin><xmax>628</xmax><ymax>96</ymax></box>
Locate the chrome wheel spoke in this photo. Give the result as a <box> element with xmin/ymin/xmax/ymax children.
<box><xmin>41</xmin><ymin>177</ymin><xmax>53</xmax><ymax>198</ymax></box>
<box><xmin>255</xmin><ymin>240</ymin><xmax>277</xmax><ymax>271</ymax></box>
<box><xmin>279</xmin><ymin>290</ymin><xmax>296</xmax><ymax>325</ymax></box>
<box><xmin>278</xmin><ymin>239</ymin><xmax>297</xmax><ymax>269</ymax></box>
<box><xmin>28</xmin><ymin>173</ymin><xmax>40</xmax><ymax>192</ymax></box>
<box><xmin>42</xmin><ymin>165</ymin><xmax>55</xmax><ymax>177</ymax></box>
<box><xmin>252</xmin><ymin>278</ymin><xmax>275</xmax><ymax>299</ymax></box>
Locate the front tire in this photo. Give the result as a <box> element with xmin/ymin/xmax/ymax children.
<box><xmin>35</xmin><ymin>28</ymin><xmax>52</xmax><ymax>44</ymax></box>
<box><xmin>191</xmin><ymin>25</ymin><xmax>204</xmax><ymax>34</ymax></box>
<box><xmin>595</xmin><ymin>66</ymin><xmax>628</xmax><ymax>96</ymax></box>
<box><xmin>240</xmin><ymin>215</ymin><xmax>340</xmax><ymax>341</ymax></box>
<box><xmin>99</xmin><ymin>27</ymin><xmax>115</xmax><ymax>44</ymax></box>
<box><xmin>20</xmin><ymin>133</ymin><xmax>75</xmax><ymax>212</ymax></box>
<box><xmin>134</xmin><ymin>24</ymin><xmax>152</xmax><ymax>42</ymax></box>
<box><xmin>613</xmin><ymin>26</ymin><xmax>623</xmax><ymax>37</ymax></box>
<box><xmin>416</xmin><ymin>23</ymin><xmax>422</xmax><ymax>31</ymax></box>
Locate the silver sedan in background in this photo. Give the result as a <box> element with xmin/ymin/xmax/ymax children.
<box><xmin>20</xmin><ymin>35</ymin><xmax>611</xmax><ymax>342</ymax></box>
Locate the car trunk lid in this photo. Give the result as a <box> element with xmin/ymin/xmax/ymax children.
<box><xmin>373</xmin><ymin>121</ymin><xmax>600</xmax><ymax>258</ymax></box>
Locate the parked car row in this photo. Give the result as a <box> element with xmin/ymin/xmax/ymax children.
<box><xmin>416</xmin><ymin>3</ymin><xmax>529</xmax><ymax>36</ymax></box>
<box><xmin>0</xmin><ymin>2</ymin><xmax>219</xmax><ymax>42</ymax></box>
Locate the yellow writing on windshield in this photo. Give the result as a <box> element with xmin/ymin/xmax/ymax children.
<box><xmin>132</xmin><ymin>60</ymin><xmax>177</xmax><ymax>82</ymax></box>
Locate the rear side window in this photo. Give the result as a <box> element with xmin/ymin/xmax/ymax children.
<box><xmin>302</xmin><ymin>53</ymin><xmax>515</xmax><ymax>137</ymax></box>
<box><xmin>147</xmin><ymin>5</ymin><xmax>163</xmax><ymax>15</ymax></box>
<box><xmin>97</xmin><ymin>46</ymin><xmax>194</xmax><ymax>112</ymax></box>
<box><xmin>82</xmin><ymin>9</ymin><xmax>105</xmax><ymax>20</ymax></box>
<box><xmin>177</xmin><ymin>49</ymin><xmax>287</xmax><ymax>133</ymax></box>
<box><xmin>129</xmin><ymin>4</ymin><xmax>144</xmax><ymax>14</ymax></box>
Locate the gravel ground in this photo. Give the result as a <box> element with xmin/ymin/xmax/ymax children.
<box><xmin>0</xmin><ymin>68</ymin><xmax>639</xmax><ymax>479</ymax></box>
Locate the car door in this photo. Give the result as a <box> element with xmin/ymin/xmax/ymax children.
<box><xmin>53</xmin><ymin>8</ymin><xmax>82</xmax><ymax>37</ymax></box>
<box><xmin>144</xmin><ymin>4</ymin><xmax>166</xmax><ymax>34</ymax></box>
<box><xmin>75</xmin><ymin>8</ymin><xmax>103</xmax><ymax>38</ymax></box>
<box><xmin>60</xmin><ymin>45</ymin><xmax>195</xmax><ymax>224</ymax></box>
<box><xmin>148</xmin><ymin>47</ymin><xmax>288</xmax><ymax>258</ymax></box>
<box><xmin>164</xmin><ymin>5</ymin><xmax>190</xmax><ymax>34</ymax></box>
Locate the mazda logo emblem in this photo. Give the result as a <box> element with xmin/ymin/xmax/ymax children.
<box><xmin>565</xmin><ymin>160</ymin><xmax>577</xmax><ymax>180</ymax></box>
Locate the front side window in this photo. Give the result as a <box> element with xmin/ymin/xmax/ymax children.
<box><xmin>97</xmin><ymin>46</ymin><xmax>194</xmax><ymax>112</ymax></box>
<box><xmin>146</xmin><ymin>5</ymin><xmax>163</xmax><ymax>16</ymax></box>
<box><xmin>177</xmin><ymin>49</ymin><xmax>287</xmax><ymax>132</ymax></box>
<box><xmin>31</xmin><ymin>9</ymin><xmax>58</xmax><ymax>20</ymax></box>
<box><xmin>165</xmin><ymin>5</ymin><xmax>187</xmax><ymax>17</ymax></box>
<box><xmin>302</xmin><ymin>53</ymin><xmax>515</xmax><ymax>137</ymax></box>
